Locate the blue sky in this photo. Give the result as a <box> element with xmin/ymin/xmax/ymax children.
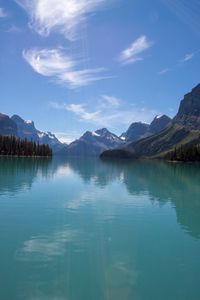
<box><xmin>0</xmin><ymin>0</ymin><xmax>200</xmax><ymax>143</ymax></box>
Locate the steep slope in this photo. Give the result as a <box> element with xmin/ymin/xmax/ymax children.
<box><xmin>149</xmin><ymin>115</ymin><xmax>171</xmax><ymax>134</ymax></box>
<box><xmin>0</xmin><ymin>113</ymin><xmax>18</xmax><ymax>136</ymax></box>
<box><xmin>120</xmin><ymin>122</ymin><xmax>149</xmax><ymax>142</ymax></box>
<box><xmin>11</xmin><ymin>115</ymin><xmax>63</xmax><ymax>152</ymax></box>
<box><xmin>11</xmin><ymin>115</ymin><xmax>39</xmax><ymax>140</ymax></box>
<box><xmin>174</xmin><ymin>83</ymin><xmax>200</xmax><ymax>129</ymax></box>
<box><xmin>59</xmin><ymin>128</ymin><xmax>122</xmax><ymax>156</ymax></box>
<box><xmin>120</xmin><ymin>115</ymin><xmax>171</xmax><ymax>143</ymax></box>
<box><xmin>101</xmin><ymin>84</ymin><xmax>200</xmax><ymax>159</ymax></box>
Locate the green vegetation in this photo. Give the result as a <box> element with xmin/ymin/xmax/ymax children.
<box><xmin>167</xmin><ymin>144</ymin><xmax>200</xmax><ymax>162</ymax></box>
<box><xmin>0</xmin><ymin>135</ymin><xmax>52</xmax><ymax>157</ymax></box>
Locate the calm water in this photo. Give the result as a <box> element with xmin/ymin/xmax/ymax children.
<box><xmin>0</xmin><ymin>157</ymin><xmax>200</xmax><ymax>300</ymax></box>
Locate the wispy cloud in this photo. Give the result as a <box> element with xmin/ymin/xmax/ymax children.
<box><xmin>50</xmin><ymin>96</ymin><xmax>158</xmax><ymax>128</ymax></box>
<box><xmin>101</xmin><ymin>95</ymin><xmax>121</xmax><ymax>107</ymax></box>
<box><xmin>159</xmin><ymin>50</ymin><xmax>199</xmax><ymax>75</ymax></box>
<box><xmin>158</xmin><ymin>68</ymin><xmax>171</xmax><ymax>75</ymax></box>
<box><xmin>23</xmin><ymin>48</ymin><xmax>108</xmax><ymax>88</ymax></box>
<box><xmin>119</xmin><ymin>36</ymin><xmax>153</xmax><ymax>65</ymax></box>
<box><xmin>0</xmin><ymin>7</ymin><xmax>7</xmax><ymax>18</ymax></box>
<box><xmin>5</xmin><ymin>25</ymin><xmax>23</xmax><ymax>33</ymax></box>
<box><xmin>181</xmin><ymin>51</ymin><xmax>198</xmax><ymax>62</ymax></box>
<box><xmin>16</xmin><ymin>0</ymin><xmax>107</xmax><ymax>40</ymax></box>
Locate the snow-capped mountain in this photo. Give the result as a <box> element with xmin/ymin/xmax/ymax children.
<box><xmin>11</xmin><ymin>115</ymin><xmax>64</xmax><ymax>152</ymax></box>
<box><xmin>58</xmin><ymin>128</ymin><xmax>123</xmax><ymax>156</ymax></box>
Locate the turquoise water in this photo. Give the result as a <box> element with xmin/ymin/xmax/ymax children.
<box><xmin>0</xmin><ymin>157</ymin><xmax>200</xmax><ymax>300</ymax></box>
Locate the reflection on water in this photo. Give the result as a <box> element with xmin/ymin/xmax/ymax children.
<box><xmin>0</xmin><ymin>157</ymin><xmax>52</xmax><ymax>195</ymax></box>
<box><xmin>0</xmin><ymin>157</ymin><xmax>200</xmax><ymax>300</ymax></box>
<box><xmin>67</xmin><ymin>158</ymin><xmax>200</xmax><ymax>239</ymax></box>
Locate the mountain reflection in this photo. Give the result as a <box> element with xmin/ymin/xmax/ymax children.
<box><xmin>0</xmin><ymin>157</ymin><xmax>200</xmax><ymax>239</ymax></box>
<box><xmin>0</xmin><ymin>157</ymin><xmax>52</xmax><ymax>195</ymax></box>
<box><xmin>66</xmin><ymin>157</ymin><xmax>200</xmax><ymax>239</ymax></box>
<box><xmin>1</xmin><ymin>157</ymin><xmax>200</xmax><ymax>300</ymax></box>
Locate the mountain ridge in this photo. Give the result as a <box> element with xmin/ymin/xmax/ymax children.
<box><xmin>0</xmin><ymin>111</ymin><xmax>173</xmax><ymax>156</ymax></box>
<box><xmin>101</xmin><ymin>84</ymin><xmax>200</xmax><ymax>159</ymax></box>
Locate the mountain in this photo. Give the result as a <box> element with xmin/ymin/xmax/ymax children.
<box><xmin>149</xmin><ymin>115</ymin><xmax>171</xmax><ymax>134</ymax></box>
<box><xmin>101</xmin><ymin>84</ymin><xmax>200</xmax><ymax>159</ymax></box>
<box><xmin>120</xmin><ymin>122</ymin><xmax>149</xmax><ymax>143</ymax></box>
<box><xmin>11</xmin><ymin>115</ymin><xmax>64</xmax><ymax>153</ymax></box>
<box><xmin>58</xmin><ymin>128</ymin><xmax>122</xmax><ymax>156</ymax></box>
<box><xmin>0</xmin><ymin>113</ymin><xmax>18</xmax><ymax>136</ymax></box>
<box><xmin>11</xmin><ymin>115</ymin><xmax>39</xmax><ymax>141</ymax></box>
<box><xmin>120</xmin><ymin>115</ymin><xmax>171</xmax><ymax>143</ymax></box>
<box><xmin>174</xmin><ymin>84</ymin><xmax>200</xmax><ymax>129</ymax></box>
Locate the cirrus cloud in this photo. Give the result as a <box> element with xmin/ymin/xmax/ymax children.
<box><xmin>119</xmin><ymin>35</ymin><xmax>153</xmax><ymax>65</ymax></box>
<box><xmin>0</xmin><ymin>7</ymin><xmax>7</xmax><ymax>18</ymax></box>
<box><xmin>15</xmin><ymin>0</ymin><xmax>107</xmax><ymax>40</ymax></box>
<box><xmin>50</xmin><ymin>95</ymin><xmax>159</xmax><ymax>129</ymax></box>
<box><xmin>23</xmin><ymin>48</ymin><xmax>108</xmax><ymax>88</ymax></box>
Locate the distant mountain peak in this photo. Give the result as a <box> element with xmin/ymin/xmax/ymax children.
<box><xmin>0</xmin><ymin>113</ymin><xmax>18</xmax><ymax>136</ymax></box>
<box><xmin>11</xmin><ymin>114</ymin><xmax>24</xmax><ymax>123</ymax></box>
<box><xmin>60</xmin><ymin>127</ymin><xmax>122</xmax><ymax>156</ymax></box>
<box><xmin>150</xmin><ymin>114</ymin><xmax>171</xmax><ymax>134</ymax></box>
<box><xmin>95</xmin><ymin>128</ymin><xmax>110</xmax><ymax>135</ymax></box>
<box><xmin>10</xmin><ymin>114</ymin><xmax>64</xmax><ymax>153</ymax></box>
<box><xmin>12</xmin><ymin>115</ymin><xmax>35</xmax><ymax>127</ymax></box>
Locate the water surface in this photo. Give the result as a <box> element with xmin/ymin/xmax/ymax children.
<box><xmin>0</xmin><ymin>157</ymin><xmax>200</xmax><ymax>300</ymax></box>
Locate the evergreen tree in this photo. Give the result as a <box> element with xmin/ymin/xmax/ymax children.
<box><xmin>167</xmin><ymin>144</ymin><xmax>200</xmax><ymax>162</ymax></box>
<box><xmin>0</xmin><ymin>135</ymin><xmax>52</xmax><ymax>157</ymax></box>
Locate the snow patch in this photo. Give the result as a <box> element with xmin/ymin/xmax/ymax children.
<box><xmin>37</xmin><ymin>132</ymin><xmax>46</xmax><ymax>139</ymax></box>
<box><xmin>155</xmin><ymin>115</ymin><xmax>163</xmax><ymax>119</ymax></box>
<box><xmin>47</xmin><ymin>132</ymin><xmax>56</xmax><ymax>139</ymax></box>
<box><xmin>92</xmin><ymin>132</ymin><xmax>100</xmax><ymax>137</ymax></box>
<box><xmin>25</xmin><ymin>120</ymin><xmax>33</xmax><ymax>124</ymax></box>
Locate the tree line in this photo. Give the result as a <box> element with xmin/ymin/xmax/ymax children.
<box><xmin>167</xmin><ymin>144</ymin><xmax>200</xmax><ymax>162</ymax></box>
<box><xmin>0</xmin><ymin>135</ymin><xmax>52</xmax><ymax>157</ymax></box>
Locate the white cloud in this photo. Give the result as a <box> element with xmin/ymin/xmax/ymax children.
<box><xmin>101</xmin><ymin>95</ymin><xmax>121</xmax><ymax>107</ymax></box>
<box><xmin>0</xmin><ymin>7</ymin><xmax>7</xmax><ymax>17</ymax></box>
<box><xmin>182</xmin><ymin>52</ymin><xmax>195</xmax><ymax>62</ymax></box>
<box><xmin>65</xmin><ymin>103</ymin><xmax>101</xmax><ymax>121</ymax></box>
<box><xmin>23</xmin><ymin>48</ymin><xmax>108</xmax><ymax>88</ymax></box>
<box><xmin>15</xmin><ymin>0</ymin><xmax>107</xmax><ymax>40</ymax></box>
<box><xmin>158</xmin><ymin>68</ymin><xmax>171</xmax><ymax>75</ymax></box>
<box><xmin>159</xmin><ymin>50</ymin><xmax>199</xmax><ymax>75</ymax></box>
<box><xmin>119</xmin><ymin>36</ymin><xmax>153</xmax><ymax>65</ymax></box>
<box><xmin>5</xmin><ymin>25</ymin><xmax>22</xmax><ymax>33</ymax></box>
<box><xmin>50</xmin><ymin>96</ymin><xmax>158</xmax><ymax>129</ymax></box>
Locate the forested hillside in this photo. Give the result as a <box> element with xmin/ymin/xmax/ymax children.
<box><xmin>0</xmin><ymin>136</ymin><xmax>52</xmax><ymax>157</ymax></box>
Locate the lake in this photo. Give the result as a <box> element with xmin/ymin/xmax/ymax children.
<box><xmin>0</xmin><ymin>157</ymin><xmax>200</xmax><ymax>300</ymax></box>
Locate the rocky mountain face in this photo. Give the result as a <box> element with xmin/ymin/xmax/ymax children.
<box><xmin>120</xmin><ymin>122</ymin><xmax>149</xmax><ymax>143</ymax></box>
<box><xmin>174</xmin><ymin>84</ymin><xmax>200</xmax><ymax>129</ymax></box>
<box><xmin>11</xmin><ymin>115</ymin><xmax>64</xmax><ymax>153</ymax></box>
<box><xmin>0</xmin><ymin>114</ymin><xmax>63</xmax><ymax>153</ymax></box>
<box><xmin>149</xmin><ymin>115</ymin><xmax>171</xmax><ymax>134</ymax></box>
<box><xmin>0</xmin><ymin>113</ymin><xmax>18</xmax><ymax>136</ymax></box>
<box><xmin>58</xmin><ymin>116</ymin><xmax>172</xmax><ymax>157</ymax></box>
<box><xmin>121</xmin><ymin>115</ymin><xmax>171</xmax><ymax>143</ymax></box>
<box><xmin>11</xmin><ymin>115</ymin><xmax>39</xmax><ymax>141</ymax></box>
<box><xmin>101</xmin><ymin>84</ymin><xmax>200</xmax><ymax>159</ymax></box>
<box><xmin>59</xmin><ymin>128</ymin><xmax>122</xmax><ymax>156</ymax></box>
